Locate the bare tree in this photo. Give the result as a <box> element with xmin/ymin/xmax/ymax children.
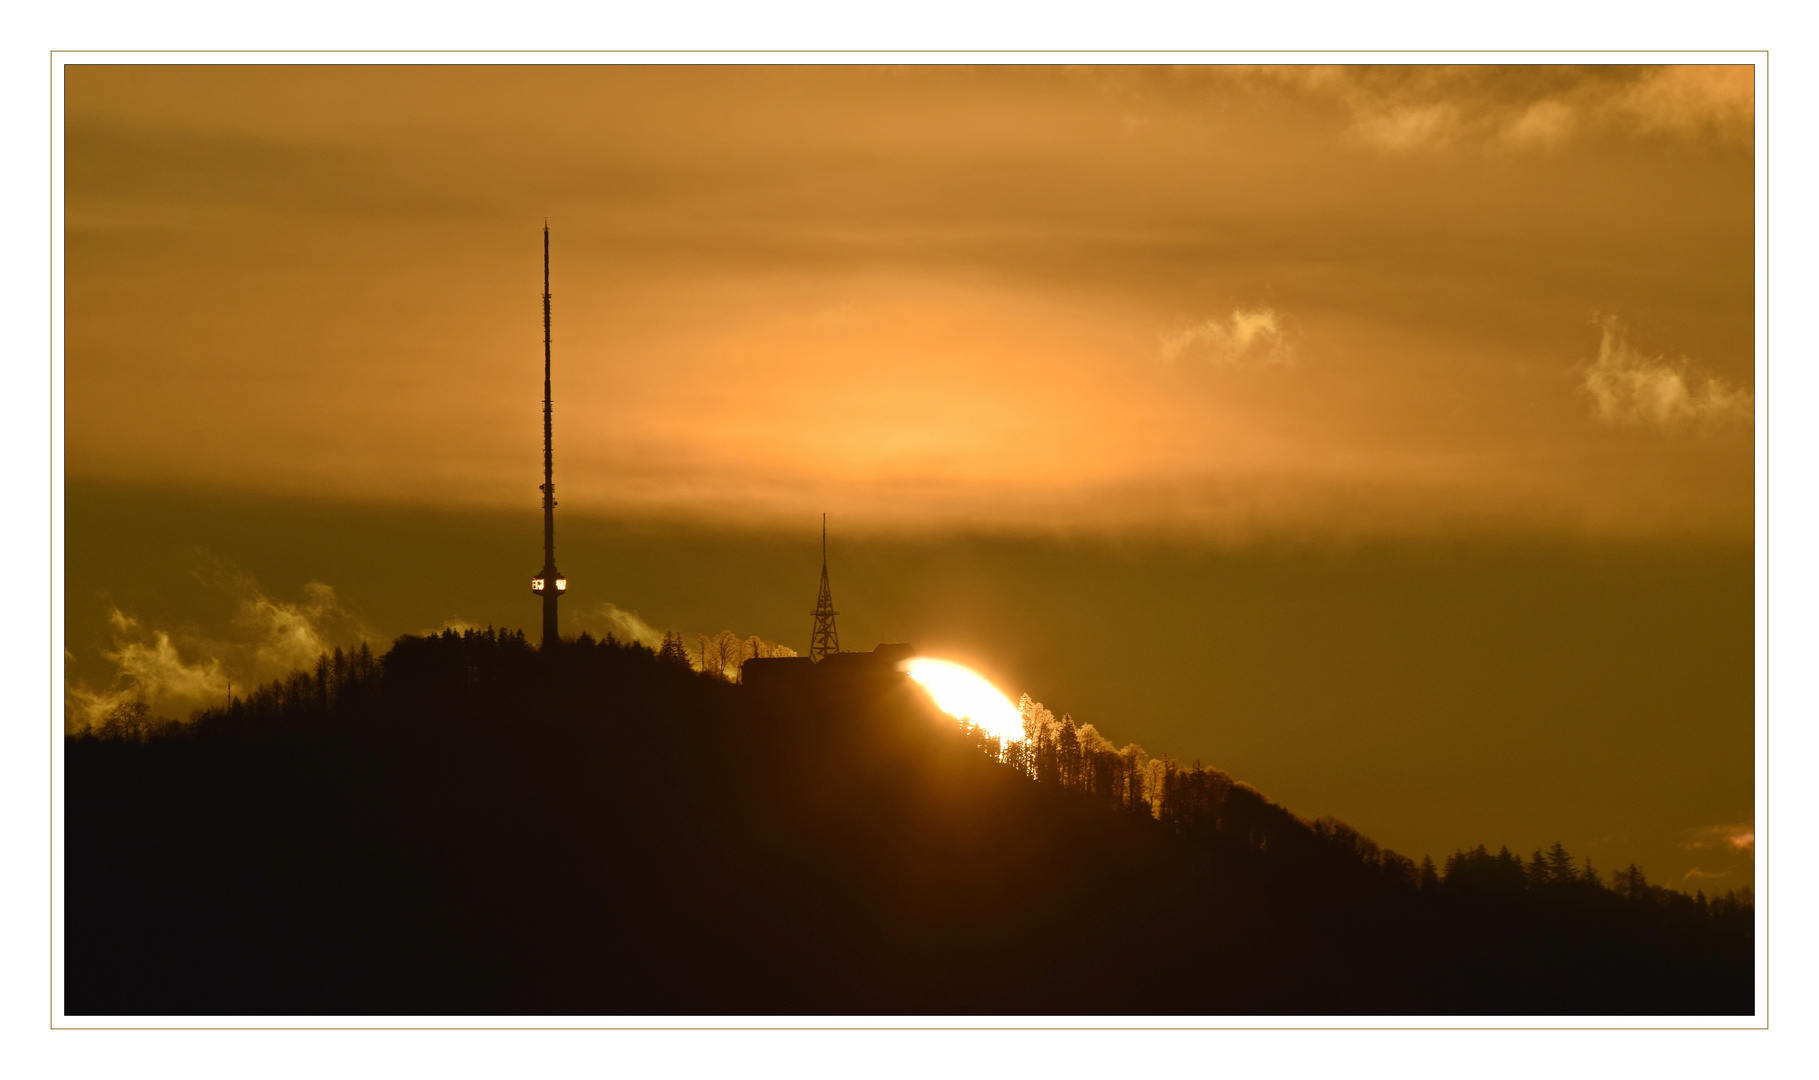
<box><xmin>711</xmin><ymin>630</ymin><xmax>744</xmax><ymax>681</ymax></box>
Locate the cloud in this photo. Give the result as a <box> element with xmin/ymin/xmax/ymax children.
<box><xmin>1349</xmin><ymin>103</ymin><xmax>1462</xmax><ymax>152</ymax></box>
<box><xmin>1502</xmin><ymin>99</ymin><xmax>1576</xmax><ymax>150</ymax></box>
<box><xmin>1243</xmin><ymin>65</ymin><xmax>1752</xmax><ymax>154</ymax></box>
<box><xmin>587</xmin><ymin>602</ymin><xmax>667</xmax><ymax>649</ymax></box>
<box><xmin>237</xmin><ymin>579</ymin><xmax>375</xmax><ymax>674</ymax></box>
<box><xmin>1582</xmin><ymin>318</ymin><xmax>1752</xmax><ymax>430</ymax></box>
<box><xmin>67</xmin><ymin>608</ymin><xmax>227</xmax><ymax>730</ymax></box>
<box><xmin>1161</xmin><ymin>307</ymin><xmax>1292</xmax><ymax>366</ymax></box>
<box><xmin>65</xmin><ymin>575</ymin><xmax>378</xmax><ymax>731</ymax></box>
<box><xmin>422</xmin><ymin>618</ymin><xmax>482</xmax><ymax>636</ymax></box>
<box><xmin>1616</xmin><ymin>66</ymin><xmax>1754</xmax><ymax>143</ymax></box>
<box><xmin>1682</xmin><ymin>822</ymin><xmax>1754</xmax><ymax>853</ymax></box>
<box><xmin>103</xmin><ymin>615</ymin><xmax>226</xmax><ymax>701</ymax></box>
<box><xmin>1678</xmin><ymin>823</ymin><xmax>1752</xmax><ymax>886</ymax></box>
<box><xmin>571</xmin><ymin>604</ymin><xmax>801</xmax><ymax>677</ymax></box>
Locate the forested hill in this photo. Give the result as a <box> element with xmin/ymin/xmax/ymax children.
<box><xmin>66</xmin><ymin>629</ymin><xmax>1752</xmax><ymax>1016</ymax></box>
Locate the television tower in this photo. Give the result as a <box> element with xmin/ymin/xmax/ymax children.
<box><xmin>529</xmin><ymin>223</ymin><xmax>567</xmax><ymax>648</ymax></box>
<box><xmin>809</xmin><ymin>513</ymin><xmax>840</xmax><ymax>661</ymax></box>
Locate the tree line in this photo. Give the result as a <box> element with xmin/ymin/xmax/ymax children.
<box><xmin>66</xmin><ymin>626</ymin><xmax>1752</xmax><ymax>1014</ymax></box>
<box><xmin>952</xmin><ymin>690</ymin><xmax>1752</xmax><ymax>948</ymax></box>
<box><xmin>677</xmin><ymin>629</ymin><xmax>797</xmax><ymax>681</ymax></box>
<box><xmin>77</xmin><ymin>626</ymin><xmax>1752</xmax><ymax>963</ymax></box>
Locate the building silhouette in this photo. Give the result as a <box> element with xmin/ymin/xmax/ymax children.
<box><xmin>741</xmin><ymin>517</ymin><xmax>915</xmax><ymax>688</ymax></box>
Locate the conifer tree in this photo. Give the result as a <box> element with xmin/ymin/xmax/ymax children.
<box><xmin>1545</xmin><ymin>842</ymin><xmax>1576</xmax><ymax>885</ymax></box>
<box><xmin>657</xmin><ymin>631</ymin><xmax>691</xmax><ymax>667</ymax></box>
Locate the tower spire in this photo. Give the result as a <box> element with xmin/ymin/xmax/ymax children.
<box><xmin>810</xmin><ymin>513</ymin><xmax>840</xmax><ymax>661</ymax></box>
<box><xmin>530</xmin><ymin>222</ymin><xmax>566</xmax><ymax>647</ymax></box>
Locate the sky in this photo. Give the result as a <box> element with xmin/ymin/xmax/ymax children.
<box><xmin>63</xmin><ymin>63</ymin><xmax>1756</xmax><ymax>891</ymax></box>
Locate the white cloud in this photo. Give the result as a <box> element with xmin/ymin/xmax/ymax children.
<box><xmin>421</xmin><ymin>618</ymin><xmax>482</xmax><ymax>636</ymax></box>
<box><xmin>67</xmin><ymin>608</ymin><xmax>227</xmax><ymax>729</ymax></box>
<box><xmin>1616</xmin><ymin>66</ymin><xmax>1754</xmax><ymax>143</ymax></box>
<box><xmin>238</xmin><ymin>580</ymin><xmax>373</xmax><ymax>674</ymax></box>
<box><xmin>1161</xmin><ymin>307</ymin><xmax>1292</xmax><ymax>366</ymax></box>
<box><xmin>66</xmin><ymin>576</ymin><xmax>378</xmax><ymax>731</ymax></box>
<box><xmin>106</xmin><ymin>624</ymin><xmax>225</xmax><ymax>701</ymax></box>
<box><xmin>66</xmin><ymin>684</ymin><xmax>145</xmax><ymax>731</ymax></box>
<box><xmin>1502</xmin><ymin>99</ymin><xmax>1576</xmax><ymax>150</ymax></box>
<box><xmin>1683</xmin><ymin>822</ymin><xmax>1754</xmax><ymax>853</ymax></box>
<box><xmin>590</xmin><ymin>602</ymin><xmax>666</xmax><ymax>649</ymax></box>
<box><xmin>1348</xmin><ymin>102</ymin><xmax>1461</xmax><ymax>152</ymax></box>
<box><xmin>1583</xmin><ymin>318</ymin><xmax>1752</xmax><ymax>430</ymax></box>
<box><xmin>1243</xmin><ymin>65</ymin><xmax>1752</xmax><ymax>155</ymax></box>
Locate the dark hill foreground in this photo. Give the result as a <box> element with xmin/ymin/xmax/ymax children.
<box><xmin>65</xmin><ymin>631</ymin><xmax>1752</xmax><ymax>1015</ymax></box>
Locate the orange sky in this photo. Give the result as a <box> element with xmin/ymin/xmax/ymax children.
<box><xmin>61</xmin><ymin>64</ymin><xmax>1759</xmax><ymax>893</ymax></box>
<box><xmin>66</xmin><ymin>64</ymin><xmax>1755</xmax><ymax>540</ymax></box>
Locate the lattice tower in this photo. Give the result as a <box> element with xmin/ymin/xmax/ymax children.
<box><xmin>809</xmin><ymin>513</ymin><xmax>840</xmax><ymax>661</ymax></box>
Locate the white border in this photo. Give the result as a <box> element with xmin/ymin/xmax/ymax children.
<box><xmin>45</xmin><ymin>49</ymin><xmax>1772</xmax><ymax>1034</ymax></box>
<box><xmin>48</xmin><ymin>52</ymin><xmax>69</xmax><ymax>1033</ymax></box>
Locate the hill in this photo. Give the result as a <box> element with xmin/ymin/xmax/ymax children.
<box><xmin>65</xmin><ymin>629</ymin><xmax>1752</xmax><ymax>1015</ymax></box>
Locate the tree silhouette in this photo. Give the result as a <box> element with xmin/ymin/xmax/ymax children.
<box><xmin>63</xmin><ymin>628</ymin><xmax>1754</xmax><ymax>1016</ymax></box>
<box><xmin>1545</xmin><ymin>841</ymin><xmax>1577</xmax><ymax>885</ymax></box>
<box><xmin>657</xmin><ymin>631</ymin><xmax>691</xmax><ymax>667</ymax></box>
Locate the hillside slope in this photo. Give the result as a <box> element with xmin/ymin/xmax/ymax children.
<box><xmin>65</xmin><ymin>630</ymin><xmax>1752</xmax><ymax>1015</ymax></box>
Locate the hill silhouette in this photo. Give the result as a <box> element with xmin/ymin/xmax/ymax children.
<box><xmin>66</xmin><ymin>629</ymin><xmax>1752</xmax><ymax>1015</ymax></box>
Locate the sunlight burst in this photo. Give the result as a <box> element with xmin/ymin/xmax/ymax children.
<box><xmin>904</xmin><ymin>658</ymin><xmax>1023</xmax><ymax>742</ymax></box>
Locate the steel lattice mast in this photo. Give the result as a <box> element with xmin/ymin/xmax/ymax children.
<box><xmin>809</xmin><ymin>513</ymin><xmax>840</xmax><ymax>661</ymax></box>
<box><xmin>529</xmin><ymin>223</ymin><xmax>566</xmax><ymax>648</ymax></box>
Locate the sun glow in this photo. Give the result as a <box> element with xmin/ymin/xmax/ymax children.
<box><xmin>904</xmin><ymin>658</ymin><xmax>1024</xmax><ymax>743</ymax></box>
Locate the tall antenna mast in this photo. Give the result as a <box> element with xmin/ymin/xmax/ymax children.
<box><xmin>529</xmin><ymin>222</ymin><xmax>567</xmax><ymax>648</ymax></box>
<box><xmin>810</xmin><ymin>513</ymin><xmax>840</xmax><ymax>661</ymax></box>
